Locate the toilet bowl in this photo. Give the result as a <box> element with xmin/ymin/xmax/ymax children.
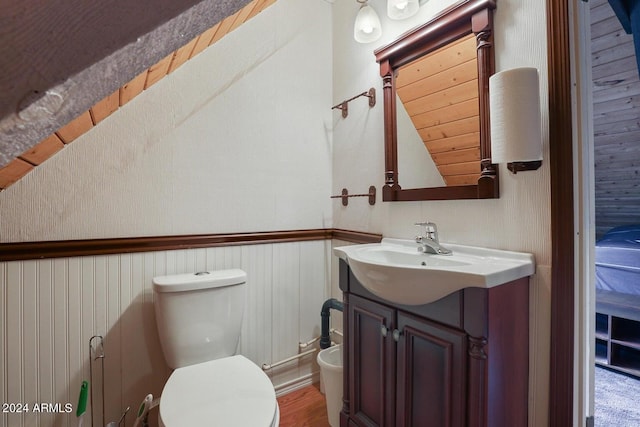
<box><xmin>159</xmin><ymin>356</ymin><xmax>279</xmax><ymax>427</ymax></box>
<box><xmin>152</xmin><ymin>270</ymin><xmax>279</xmax><ymax>427</ymax></box>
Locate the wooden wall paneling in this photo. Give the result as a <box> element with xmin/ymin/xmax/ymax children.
<box><xmin>18</xmin><ymin>134</ymin><xmax>65</xmax><ymax>166</ymax></box>
<box><xmin>592</xmin><ymin>39</ymin><xmax>636</xmax><ymax>68</ymax></box>
<box><xmin>55</xmin><ymin>111</ymin><xmax>94</xmax><ymax>143</ymax></box>
<box><xmin>438</xmin><ymin>161</ymin><xmax>479</xmax><ymax>176</ymax></box>
<box><xmin>419</xmin><ymin>116</ymin><xmax>479</xmax><ymax>142</ymax></box>
<box><xmin>397</xmin><ymin>60</ymin><xmax>478</xmax><ymax>102</ymax></box>
<box><xmin>0</xmin><ymin>230</ymin><xmax>382</xmax><ymax>425</ymax></box>
<box><xmin>53</xmin><ymin>259</ymin><xmax>72</xmax><ymax>423</ymax></box>
<box><xmin>248</xmin><ymin>0</ymin><xmax>271</xmax><ymax>20</ymax></box>
<box><xmin>119</xmin><ymin>71</ymin><xmax>149</xmax><ymax>106</ymax></box>
<box><xmin>270</xmin><ymin>242</ymin><xmax>302</xmax><ymax>386</ymax></box>
<box><xmin>0</xmin><ymin>159</ymin><xmax>34</xmax><ymax>189</ymax></box>
<box><xmin>167</xmin><ymin>37</ymin><xmax>199</xmax><ymax>74</ymax></box>
<box><xmin>4</xmin><ymin>262</ymin><xmax>23</xmax><ymax>427</ymax></box>
<box><xmin>230</xmin><ymin>0</ymin><xmax>258</xmax><ymax>32</ymax></box>
<box><xmin>412</xmin><ymin>98</ymin><xmax>479</xmax><ymax>129</ymax></box>
<box><xmin>591</xmin><ymin>0</ymin><xmax>640</xmax><ymax>237</ymax></box>
<box><xmin>432</xmin><ymin>147</ymin><xmax>480</xmax><ymax>164</ymax></box>
<box><xmin>90</xmin><ymin>91</ymin><xmax>120</xmax><ymax>124</ymax></box>
<box><xmin>403</xmin><ymin>80</ymin><xmax>479</xmax><ymax>116</ymax></box>
<box><xmin>190</xmin><ymin>23</ymin><xmax>222</xmax><ymax>59</ymax></box>
<box><xmin>298</xmin><ymin>240</ymin><xmax>329</xmax><ymax>343</ymax></box>
<box><xmin>445</xmin><ymin>174</ymin><xmax>479</xmax><ymax>186</ymax></box>
<box><xmin>426</xmin><ymin>133</ymin><xmax>479</xmax><ymax>154</ymax></box>
<box><xmin>145</xmin><ymin>53</ymin><xmax>174</xmax><ymax>89</ymax></box>
<box><xmin>209</xmin><ymin>12</ymin><xmax>239</xmax><ymax>46</ymax></box>
<box><xmin>240</xmin><ymin>244</ymin><xmax>274</xmax><ymax>366</ymax></box>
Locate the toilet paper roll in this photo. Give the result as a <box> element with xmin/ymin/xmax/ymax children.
<box><xmin>490</xmin><ymin>67</ymin><xmax>542</xmax><ymax>163</ymax></box>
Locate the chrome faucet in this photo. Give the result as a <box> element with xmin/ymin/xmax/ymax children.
<box><xmin>415</xmin><ymin>222</ymin><xmax>452</xmax><ymax>255</ymax></box>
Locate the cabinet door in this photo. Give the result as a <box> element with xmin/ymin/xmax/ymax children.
<box><xmin>395</xmin><ymin>312</ymin><xmax>467</xmax><ymax>427</ymax></box>
<box><xmin>348</xmin><ymin>294</ymin><xmax>396</xmax><ymax>427</ymax></box>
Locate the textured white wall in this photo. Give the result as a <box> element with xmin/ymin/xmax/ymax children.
<box><xmin>331</xmin><ymin>0</ymin><xmax>550</xmax><ymax>425</ymax></box>
<box><xmin>0</xmin><ymin>0</ymin><xmax>333</xmax><ymax>243</ymax></box>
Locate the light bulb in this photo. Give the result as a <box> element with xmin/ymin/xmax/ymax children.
<box><xmin>395</xmin><ymin>1</ymin><xmax>408</xmax><ymax>10</ymax></box>
<box><xmin>387</xmin><ymin>0</ymin><xmax>419</xmax><ymax>20</ymax></box>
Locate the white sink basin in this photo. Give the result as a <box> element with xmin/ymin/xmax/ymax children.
<box><xmin>334</xmin><ymin>238</ymin><xmax>535</xmax><ymax>305</ymax></box>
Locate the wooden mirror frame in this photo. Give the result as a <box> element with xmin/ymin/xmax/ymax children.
<box><xmin>374</xmin><ymin>0</ymin><xmax>498</xmax><ymax>201</ymax></box>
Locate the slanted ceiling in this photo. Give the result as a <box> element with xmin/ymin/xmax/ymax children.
<box><xmin>395</xmin><ymin>33</ymin><xmax>481</xmax><ymax>186</ymax></box>
<box><xmin>0</xmin><ymin>0</ymin><xmax>276</xmax><ymax>190</ymax></box>
<box><xmin>591</xmin><ymin>0</ymin><xmax>640</xmax><ymax>237</ymax></box>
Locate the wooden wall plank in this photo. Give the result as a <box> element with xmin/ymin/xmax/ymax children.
<box><xmin>431</xmin><ymin>147</ymin><xmax>480</xmax><ymax>164</ymax></box>
<box><xmin>445</xmin><ymin>174</ymin><xmax>480</xmax><ymax>186</ymax></box>
<box><xmin>19</xmin><ymin>134</ymin><xmax>65</xmax><ymax>165</ymax></box>
<box><xmin>90</xmin><ymin>90</ymin><xmax>120</xmax><ymax>124</ymax></box>
<box><xmin>397</xmin><ymin>60</ymin><xmax>478</xmax><ymax>103</ymax></box>
<box><xmin>411</xmin><ymin>98</ymin><xmax>479</xmax><ymax>129</ymax></box>
<box><xmin>190</xmin><ymin>23</ymin><xmax>221</xmax><ymax>59</ymax></box>
<box><xmin>438</xmin><ymin>161</ymin><xmax>479</xmax><ymax>176</ymax></box>
<box><xmin>210</xmin><ymin>11</ymin><xmax>241</xmax><ymax>45</ymax></box>
<box><xmin>592</xmin><ymin>55</ymin><xmax>637</xmax><ymax>80</ymax></box>
<box><xmin>55</xmin><ymin>111</ymin><xmax>94</xmax><ymax>143</ymax></box>
<box><xmin>592</xmin><ymin>42</ymin><xmax>636</xmax><ymax>68</ymax></box>
<box><xmin>230</xmin><ymin>1</ymin><xmax>258</xmax><ymax>32</ymax></box>
<box><xmin>145</xmin><ymin>53</ymin><xmax>174</xmax><ymax>89</ymax></box>
<box><xmin>248</xmin><ymin>0</ymin><xmax>270</xmax><ymax>20</ymax></box>
<box><xmin>591</xmin><ymin>16</ymin><xmax>622</xmax><ymax>40</ymax></box>
<box><xmin>403</xmin><ymin>80</ymin><xmax>478</xmax><ymax>116</ymax></box>
<box><xmin>397</xmin><ymin>35</ymin><xmax>476</xmax><ymax>87</ymax></box>
<box><xmin>418</xmin><ymin>116</ymin><xmax>479</xmax><ymax>142</ymax></box>
<box><xmin>119</xmin><ymin>71</ymin><xmax>148</xmax><ymax>106</ymax></box>
<box><xmin>0</xmin><ymin>159</ymin><xmax>34</xmax><ymax>188</ymax></box>
<box><xmin>168</xmin><ymin>37</ymin><xmax>199</xmax><ymax>73</ymax></box>
<box><xmin>425</xmin><ymin>133</ymin><xmax>479</xmax><ymax>154</ymax></box>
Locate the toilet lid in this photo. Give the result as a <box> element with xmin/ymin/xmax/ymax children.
<box><xmin>160</xmin><ymin>355</ymin><xmax>276</xmax><ymax>427</ymax></box>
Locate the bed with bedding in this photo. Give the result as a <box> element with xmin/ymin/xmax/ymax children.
<box><xmin>595</xmin><ymin>225</ymin><xmax>640</xmax><ymax>377</ymax></box>
<box><xmin>596</xmin><ymin>224</ymin><xmax>640</xmax><ymax>295</ymax></box>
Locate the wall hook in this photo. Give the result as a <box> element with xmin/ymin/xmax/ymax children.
<box><xmin>332</xmin><ymin>88</ymin><xmax>376</xmax><ymax>118</ymax></box>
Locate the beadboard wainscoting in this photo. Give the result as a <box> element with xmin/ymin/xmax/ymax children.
<box><xmin>0</xmin><ymin>239</ymin><xmax>332</xmax><ymax>427</ymax></box>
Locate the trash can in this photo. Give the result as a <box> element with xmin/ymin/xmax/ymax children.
<box><xmin>317</xmin><ymin>344</ymin><xmax>343</xmax><ymax>427</ymax></box>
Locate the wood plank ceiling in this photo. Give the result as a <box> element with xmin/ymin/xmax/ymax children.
<box><xmin>0</xmin><ymin>0</ymin><xmax>276</xmax><ymax>190</ymax></box>
<box><xmin>591</xmin><ymin>0</ymin><xmax>640</xmax><ymax>238</ymax></box>
<box><xmin>395</xmin><ymin>33</ymin><xmax>481</xmax><ymax>186</ymax></box>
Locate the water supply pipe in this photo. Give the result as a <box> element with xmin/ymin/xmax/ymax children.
<box><xmin>320</xmin><ymin>298</ymin><xmax>344</xmax><ymax>349</ymax></box>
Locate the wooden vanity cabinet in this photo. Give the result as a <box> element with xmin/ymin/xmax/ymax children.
<box><xmin>339</xmin><ymin>260</ymin><xmax>529</xmax><ymax>427</ymax></box>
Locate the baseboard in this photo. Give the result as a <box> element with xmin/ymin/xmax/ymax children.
<box><xmin>274</xmin><ymin>371</ymin><xmax>320</xmax><ymax>397</ymax></box>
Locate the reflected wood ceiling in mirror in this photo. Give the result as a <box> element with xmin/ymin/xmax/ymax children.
<box><xmin>396</xmin><ymin>33</ymin><xmax>480</xmax><ymax>186</ymax></box>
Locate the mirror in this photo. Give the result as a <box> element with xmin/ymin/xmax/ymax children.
<box><xmin>374</xmin><ymin>0</ymin><xmax>498</xmax><ymax>201</ymax></box>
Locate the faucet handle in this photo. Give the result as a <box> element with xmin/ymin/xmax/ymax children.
<box><xmin>414</xmin><ymin>221</ymin><xmax>438</xmax><ymax>241</ymax></box>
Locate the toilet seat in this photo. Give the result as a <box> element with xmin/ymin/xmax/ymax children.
<box><xmin>159</xmin><ymin>355</ymin><xmax>278</xmax><ymax>427</ymax></box>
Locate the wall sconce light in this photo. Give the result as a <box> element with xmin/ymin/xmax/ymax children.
<box><xmin>354</xmin><ymin>0</ymin><xmax>382</xmax><ymax>43</ymax></box>
<box><xmin>387</xmin><ymin>0</ymin><xmax>419</xmax><ymax>20</ymax></box>
<box><xmin>490</xmin><ymin>67</ymin><xmax>543</xmax><ymax>174</ymax></box>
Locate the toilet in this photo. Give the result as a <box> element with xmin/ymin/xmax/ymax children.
<box><xmin>153</xmin><ymin>269</ymin><xmax>279</xmax><ymax>426</ymax></box>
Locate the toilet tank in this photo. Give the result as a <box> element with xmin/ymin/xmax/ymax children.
<box><xmin>152</xmin><ymin>269</ymin><xmax>247</xmax><ymax>369</ymax></box>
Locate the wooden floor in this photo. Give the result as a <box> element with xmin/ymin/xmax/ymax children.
<box><xmin>277</xmin><ymin>384</ymin><xmax>330</xmax><ymax>426</ymax></box>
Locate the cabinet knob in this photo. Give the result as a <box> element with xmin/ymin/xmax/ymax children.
<box><xmin>393</xmin><ymin>329</ymin><xmax>403</xmax><ymax>342</ymax></box>
<box><xmin>381</xmin><ymin>325</ymin><xmax>388</xmax><ymax>337</ymax></box>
